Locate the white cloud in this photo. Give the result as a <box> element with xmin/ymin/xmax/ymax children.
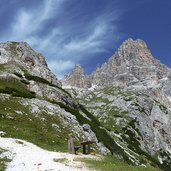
<box><xmin>63</xmin><ymin>22</ymin><xmax>116</xmax><ymax>53</ymax></box>
<box><xmin>5</xmin><ymin>0</ymin><xmax>63</xmax><ymax>41</ymax></box>
<box><xmin>48</xmin><ymin>60</ymin><xmax>74</xmax><ymax>79</ymax></box>
<box><xmin>0</xmin><ymin>0</ymin><xmax>122</xmax><ymax>78</ymax></box>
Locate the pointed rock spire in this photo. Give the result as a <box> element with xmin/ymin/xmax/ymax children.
<box><xmin>62</xmin><ymin>64</ymin><xmax>91</xmax><ymax>88</ymax></box>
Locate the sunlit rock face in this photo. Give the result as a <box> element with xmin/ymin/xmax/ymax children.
<box><xmin>63</xmin><ymin>38</ymin><xmax>169</xmax><ymax>88</ymax></box>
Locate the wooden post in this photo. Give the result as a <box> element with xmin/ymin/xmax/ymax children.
<box><xmin>68</xmin><ymin>138</ymin><xmax>75</xmax><ymax>154</ymax></box>
<box><xmin>83</xmin><ymin>144</ymin><xmax>86</xmax><ymax>154</ymax></box>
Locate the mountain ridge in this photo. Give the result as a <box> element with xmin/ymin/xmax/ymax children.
<box><xmin>62</xmin><ymin>38</ymin><xmax>169</xmax><ymax>88</ymax></box>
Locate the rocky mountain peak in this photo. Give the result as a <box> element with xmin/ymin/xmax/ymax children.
<box><xmin>121</xmin><ymin>38</ymin><xmax>147</xmax><ymax>48</ymax></box>
<box><xmin>62</xmin><ymin>64</ymin><xmax>91</xmax><ymax>88</ymax></box>
<box><xmin>63</xmin><ymin>38</ymin><xmax>170</xmax><ymax>101</ymax></box>
<box><xmin>90</xmin><ymin>38</ymin><xmax>169</xmax><ymax>87</ymax></box>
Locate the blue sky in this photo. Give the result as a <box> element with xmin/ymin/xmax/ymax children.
<box><xmin>0</xmin><ymin>0</ymin><xmax>170</xmax><ymax>78</ymax></box>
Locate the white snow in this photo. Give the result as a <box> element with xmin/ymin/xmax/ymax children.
<box><xmin>0</xmin><ymin>137</ymin><xmax>97</xmax><ymax>171</ymax></box>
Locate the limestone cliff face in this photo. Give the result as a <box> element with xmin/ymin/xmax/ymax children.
<box><xmin>62</xmin><ymin>64</ymin><xmax>91</xmax><ymax>88</ymax></box>
<box><xmin>0</xmin><ymin>42</ymin><xmax>60</xmax><ymax>86</ymax></box>
<box><xmin>73</xmin><ymin>85</ymin><xmax>171</xmax><ymax>167</ymax></box>
<box><xmin>91</xmin><ymin>39</ymin><xmax>171</xmax><ymax>107</ymax></box>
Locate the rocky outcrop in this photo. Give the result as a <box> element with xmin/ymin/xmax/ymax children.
<box><xmin>0</xmin><ymin>41</ymin><xmax>60</xmax><ymax>86</ymax></box>
<box><xmin>73</xmin><ymin>85</ymin><xmax>171</xmax><ymax>168</ymax></box>
<box><xmin>62</xmin><ymin>64</ymin><xmax>91</xmax><ymax>88</ymax></box>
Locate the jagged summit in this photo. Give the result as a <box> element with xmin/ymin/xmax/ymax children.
<box><xmin>90</xmin><ymin>38</ymin><xmax>168</xmax><ymax>86</ymax></box>
<box><xmin>114</xmin><ymin>38</ymin><xmax>153</xmax><ymax>64</ymax></box>
<box><xmin>72</xmin><ymin>64</ymin><xmax>84</xmax><ymax>74</ymax></box>
<box><xmin>117</xmin><ymin>38</ymin><xmax>152</xmax><ymax>62</ymax></box>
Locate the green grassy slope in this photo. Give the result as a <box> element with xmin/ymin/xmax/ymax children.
<box><xmin>0</xmin><ymin>97</ymin><xmax>73</xmax><ymax>152</ymax></box>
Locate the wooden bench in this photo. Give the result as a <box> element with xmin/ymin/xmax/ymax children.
<box><xmin>68</xmin><ymin>138</ymin><xmax>95</xmax><ymax>155</ymax></box>
<box><xmin>80</xmin><ymin>141</ymin><xmax>95</xmax><ymax>154</ymax></box>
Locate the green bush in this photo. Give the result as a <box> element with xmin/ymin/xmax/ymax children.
<box><xmin>14</xmin><ymin>72</ymin><xmax>23</xmax><ymax>78</ymax></box>
<box><xmin>25</xmin><ymin>74</ymin><xmax>50</xmax><ymax>84</ymax></box>
<box><xmin>0</xmin><ymin>77</ymin><xmax>36</xmax><ymax>98</ymax></box>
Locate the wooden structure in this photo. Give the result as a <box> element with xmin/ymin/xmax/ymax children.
<box><xmin>80</xmin><ymin>141</ymin><xmax>95</xmax><ymax>154</ymax></box>
<box><xmin>68</xmin><ymin>138</ymin><xmax>80</xmax><ymax>154</ymax></box>
<box><xmin>68</xmin><ymin>138</ymin><xmax>75</xmax><ymax>154</ymax></box>
<box><xmin>68</xmin><ymin>138</ymin><xmax>95</xmax><ymax>155</ymax></box>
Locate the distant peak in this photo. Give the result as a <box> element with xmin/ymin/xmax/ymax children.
<box><xmin>124</xmin><ymin>38</ymin><xmax>134</xmax><ymax>43</ymax></box>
